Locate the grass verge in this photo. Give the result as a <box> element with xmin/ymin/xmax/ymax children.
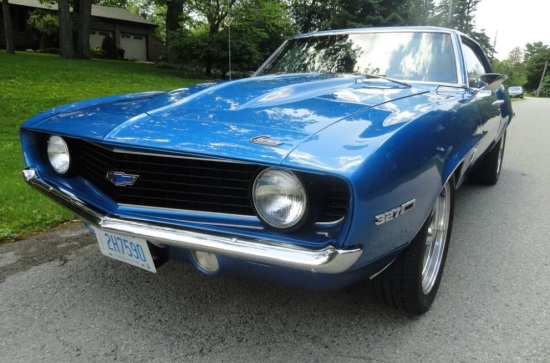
<box><xmin>0</xmin><ymin>52</ymin><xmax>201</xmax><ymax>241</ymax></box>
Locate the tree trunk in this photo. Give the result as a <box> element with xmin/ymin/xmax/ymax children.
<box><xmin>2</xmin><ymin>0</ymin><xmax>14</xmax><ymax>54</ymax></box>
<box><xmin>165</xmin><ymin>0</ymin><xmax>184</xmax><ymax>63</ymax></box>
<box><xmin>75</xmin><ymin>0</ymin><xmax>91</xmax><ymax>58</ymax></box>
<box><xmin>58</xmin><ymin>0</ymin><xmax>74</xmax><ymax>58</ymax></box>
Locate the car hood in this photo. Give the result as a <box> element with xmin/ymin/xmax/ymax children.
<box><xmin>25</xmin><ymin>74</ymin><xmax>432</xmax><ymax>164</ymax></box>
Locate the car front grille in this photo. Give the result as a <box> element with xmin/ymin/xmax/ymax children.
<box><xmin>72</xmin><ymin>139</ymin><xmax>349</xmax><ymax>223</ymax></box>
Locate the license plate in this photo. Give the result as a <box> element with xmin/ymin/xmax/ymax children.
<box><xmin>93</xmin><ymin>227</ymin><xmax>157</xmax><ymax>273</ymax></box>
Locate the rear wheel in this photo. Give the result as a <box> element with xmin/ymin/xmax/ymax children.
<box><xmin>370</xmin><ymin>176</ymin><xmax>455</xmax><ymax>314</ymax></box>
<box><xmin>470</xmin><ymin>133</ymin><xmax>506</xmax><ymax>185</ymax></box>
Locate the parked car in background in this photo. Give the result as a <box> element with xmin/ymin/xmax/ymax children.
<box><xmin>21</xmin><ymin>26</ymin><xmax>513</xmax><ymax>314</ymax></box>
<box><xmin>508</xmin><ymin>86</ymin><xmax>524</xmax><ymax>98</ymax></box>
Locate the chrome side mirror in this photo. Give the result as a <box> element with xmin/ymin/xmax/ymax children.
<box><xmin>477</xmin><ymin>73</ymin><xmax>507</xmax><ymax>91</ymax></box>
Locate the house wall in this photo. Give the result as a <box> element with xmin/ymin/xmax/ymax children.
<box><xmin>1</xmin><ymin>4</ymin><xmax>159</xmax><ymax>61</ymax></box>
<box><xmin>90</xmin><ymin>19</ymin><xmax>152</xmax><ymax>61</ymax></box>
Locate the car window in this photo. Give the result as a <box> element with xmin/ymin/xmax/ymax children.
<box><xmin>257</xmin><ymin>31</ymin><xmax>458</xmax><ymax>84</ymax></box>
<box><xmin>461</xmin><ymin>42</ymin><xmax>488</xmax><ymax>88</ymax></box>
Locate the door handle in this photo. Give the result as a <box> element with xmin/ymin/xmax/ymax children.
<box><xmin>492</xmin><ymin>100</ymin><xmax>504</xmax><ymax>107</ymax></box>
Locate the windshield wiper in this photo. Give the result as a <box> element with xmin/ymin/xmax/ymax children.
<box><xmin>362</xmin><ymin>74</ymin><xmax>412</xmax><ymax>88</ymax></box>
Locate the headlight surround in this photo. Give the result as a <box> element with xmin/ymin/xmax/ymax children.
<box><xmin>252</xmin><ymin>168</ymin><xmax>308</xmax><ymax>230</ymax></box>
<box><xmin>47</xmin><ymin>135</ymin><xmax>71</xmax><ymax>175</ymax></box>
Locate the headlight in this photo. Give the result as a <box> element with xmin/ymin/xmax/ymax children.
<box><xmin>47</xmin><ymin>135</ymin><xmax>71</xmax><ymax>175</ymax></box>
<box><xmin>252</xmin><ymin>168</ymin><xmax>307</xmax><ymax>230</ymax></box>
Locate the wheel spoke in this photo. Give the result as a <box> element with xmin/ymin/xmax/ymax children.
<box><xmin>496</xmin><ymin>137</ymin><xmax>505</xmax><ymax>175</ymax></box>
<box><xmin>422</xmin><ymin>182</ymin><xmax>451</xmax><ymax>295</ymax></box>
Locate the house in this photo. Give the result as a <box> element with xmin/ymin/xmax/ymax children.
<box><xmin>0</xmin><ymin>0</ymin><xmax>162</xmax><ymax>61</ymax></box>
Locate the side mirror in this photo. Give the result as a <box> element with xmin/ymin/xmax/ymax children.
<box><xmin>478</xmin><ymin>73</ymin><xmax>507</xmax><ymax>91</ymax></box>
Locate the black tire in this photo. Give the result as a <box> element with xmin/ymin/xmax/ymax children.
<box><xmin>470</xmin><ymin>132</ymin><xmax>506</xmax><ymax>185</ymax></box>
<box><xmin>370</xmin><ymin>176</ymin><xmax>455</xmax><ymax>315</ymax></box>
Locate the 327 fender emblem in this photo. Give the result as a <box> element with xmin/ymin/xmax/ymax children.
<box><xmin>374</xmin><ymin>199</ymin><xmax>416</xmax><ymax>225</ymax></box>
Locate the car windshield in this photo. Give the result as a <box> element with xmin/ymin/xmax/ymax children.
<box><xmin>256</xmin><ymin>31</ymin><xmax>458</xmax><ymax>84</ymax></box>
<box><xmin>509</xmin><ymin>87</ymin><xmax>521</xmax><ymax>91</ymax></box>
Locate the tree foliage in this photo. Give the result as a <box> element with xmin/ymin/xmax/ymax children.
<box><xmin>170</xmin><ymin>0</ymin><xmax>292</xmax><ymax>76</ymax></box>
<box><xmin>7</xmin><ymin>0</ymin><xmax>518</xmax><ymax>81</ymax></box>
<box><xmin>524</xmin><ymin>41</ymin><xmax>548</xmax><ymax>63</ymax></box>
<box><xmin>94</xmin><ymin>0</ymin><xmax>129</xmax><ymax>7</ymax></box>
<box><xmin>539</xmin><ymin>75</ymin><xmax>550</xmax><ymax>98</ymax></box>
<box><xmin>524</xmin><ymin>47</ymin><xmax>550</xmax><ymax>92</ymax></box>
<box><xmin>287</xmin><ymin>0</ymin><xmax>436</xmax><ymax>33</ymax></box>
<box><xmin>432</xmin><ymin>0</ymin><xmax>494</xmax><ymax>58</ymax></box>
<box><xmin>27</xmin><ymin>10</ymin><xmax>59</xmax><ymax>49</ymax></box>
<box><xmin>27</xmin><ymin>10</ymin><xmax>59</xmax><ymax>36</ymax></box>
<box><xmin>507</xmin><ymin>46</ymin><xmax>523</xmax><ymax>65</ymax></box>
<box><xmin>492</xmin><ymin>59</ymin><xmax>526</xmax><ymax>89</ymax></box>
<box><xmin>35</xmin><ymin>0</ymin><xmax>91</xmax><ymax>58</ymax></box>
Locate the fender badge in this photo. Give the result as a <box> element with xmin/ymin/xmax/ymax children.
<box><xmin>374</xmin><ymin>199</ymin><xmax>416</xmax><ymax>225</ymax></box>
<box><xmin>250</xmin><ymin>135</ymin><xmax>284</xmax><ymax>147</ymax></box>
<box><xmin>106</xmin><ymin>171</ymin><xmax>139</xmax><ymax>186</ymax></box>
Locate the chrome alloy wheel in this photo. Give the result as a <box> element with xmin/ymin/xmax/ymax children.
<box><xmin>496</xmin><ymin>136</ymin><xmax>505</xmax><ymax>175</ymax></box>
<box><xmin>422</xmin><ymin>182</ymin><xmax>452</xmax><ymax>295</ymax></box>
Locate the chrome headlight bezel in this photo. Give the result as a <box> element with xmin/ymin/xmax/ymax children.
<box><xmin>252</xmin><ymin>167</ymin><xmax>308</xmax><ymax>231</ymax></box>
<box><xmin>46</xmin><ymin>135</ymin><xmax>71</xmax><ymax>175</ymax></box>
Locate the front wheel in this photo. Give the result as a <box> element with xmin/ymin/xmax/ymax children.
<box><xmin>370</xmin><ymin>176</ymin><xmax>455</xmax><ymax>314</ymax></box>
<box><xmin>470</xmin><ymin>132</ymin><xmax>506</xmax><ymax>185</ymax></box>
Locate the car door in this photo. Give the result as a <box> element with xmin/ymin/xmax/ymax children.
<box><xmin>460</xmin><ymin>38</ymin><xmax>503</xmax><ymax>157</ymax></box>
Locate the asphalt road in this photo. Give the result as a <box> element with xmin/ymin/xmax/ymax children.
<box><xmin>1</xmin><ymin>98</ymin><xmax>549</xmax><ymax>362</ymax></box>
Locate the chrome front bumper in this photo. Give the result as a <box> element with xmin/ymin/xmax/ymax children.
<box><xmin>23</xmin><ymin>168</ymin><xmax>362</xmax><ymax>274</ymax></box>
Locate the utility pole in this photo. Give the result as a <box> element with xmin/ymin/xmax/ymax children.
<box><xmin>536</xmin><ymin>60</ymin><xmax>548</xmax><ymax>97</ymax></box>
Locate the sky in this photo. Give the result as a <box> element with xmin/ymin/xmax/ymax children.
<box><xmin>474</xmin><ymin>0</ymin><xmax>548</xmax><ymax>60</ymax></box>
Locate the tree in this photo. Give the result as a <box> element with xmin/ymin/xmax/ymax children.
<box><xmin>37</xmin><ymin>0</ymin><xmax>91</xmax><ymax>58</ymax></box>
<box><xmin>492</xmin><ymin>59</ymin><xmax>526</xmax><ymax>89</ymax></box>
<box><xmin>433</xmin><ymin>0</ymin><xmax>478</xmax><ymax>31</ymax></box>
<box><xmin>75</xmin><ymin>0</ymin><xmax>92</xmax><ymax>58</ymax></box>
<box><xmin>288</xmin><ymin>0</ymin><xmax>335</xmax><ymax>33</ymax></box>
<box><xmin>165</xmin><ymin>0</ymin><xmax>186</xmax><ymax>62</ymax></box>
<box><xmin>177</xmin><ymin>0</ymin><xmax>236</xmax><ymax>74</ymax></box>
<box><xmin>222</xmin><ymin>0</ymin><xmax>292</xmax><ymax>70</ymax></box>
<box><xmin>2</xmin><ymin>0</ymin><xmax>14</xmax><ymax>54</ymax></box>
<box><xmin>524</xmin><ymin>41</ymin><xmax>548</xmax><ymax>63</ymax></box>
<box><xmin>27</xmin><ymin>10</ymin><xmax>59</xmax><ymax>50</ymax></box>
<box><xmin>507</xmin><ymin>46</ymin><xmax>523</xmax><ymax>65</ymax></box>
<box><xmin>432</xmin><ymin>0</ymin><xmax>494</xmax><ymax>58</ymax></box>
<box><xmin>538</xmin><ymin>75</ymin><xmax>550</xmax><ymax>98</ymax></box>
<box><xmin>409</xmin><ymin>0</ymin><xmax>436</xmax><ymax>25</ymax></box>
<box><xmin>126</xmin><ymin>0</ymin><xmax>167</xmax><ymax>41</ymax></box>
<box><xmin>469</xmin><ymin>29</ymin><xmax>494</xmax><ymax>59</ymax></box>
<box><xmin>96</xmin><ymin>0</ymin><xmax>129</xmax><ymax>6</ymax></box>
<box><xmin>288</xmin><ymin>0</ymin><xmax>436</xmax><ymax>33</ymax></box>
<box><xmin>524</xmin><ymin>47</ymin><xmax>550</xmax><ymax>92</ymax></box>
<box><xmin>170</xmin><ymin>0</ymin><xmax>292</xmax><ymax>76</ymax></box>
<box><xmin>57</xmin><ymin>0</ymin><xmax>75</xmax><ymax>58</ymax></box>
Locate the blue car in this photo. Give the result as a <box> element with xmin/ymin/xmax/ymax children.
<box><xmin>20</xmin><ymin>27</ymin><xmax>512</xmax><ymax>314</ymax></box>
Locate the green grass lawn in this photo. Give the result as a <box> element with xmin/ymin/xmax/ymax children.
<box><xmin>0</xmin><ymin>52</ymin><xmax>200</xmax><ymax>241</ymax></box>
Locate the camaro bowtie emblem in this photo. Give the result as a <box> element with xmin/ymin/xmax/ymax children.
<box><xmin>106</xmin><ymin>171</ymin><xmax>139</xmax><ymax>186</ymax></box>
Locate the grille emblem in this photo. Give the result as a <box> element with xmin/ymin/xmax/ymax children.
<box><xmin>106</xmin><ymin>171</ymin><xmax>139</xmax><ymax>186</ymax></box>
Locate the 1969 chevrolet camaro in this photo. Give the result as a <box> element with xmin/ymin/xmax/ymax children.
<box><xmin>21</xmin><ymin>27</ymin><xmax>512</xmax><ymax>314</ymax></box>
